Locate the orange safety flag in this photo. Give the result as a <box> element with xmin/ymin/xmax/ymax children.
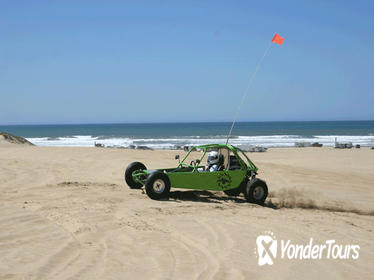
<box><xmin>272</xmin><ymin>33</ymin><xmax>284</xmax><ymax>45</ymax></box>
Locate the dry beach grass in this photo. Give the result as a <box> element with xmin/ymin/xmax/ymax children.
<box><xmin>0</xmin><ymin>139</ymin><xmax>373</xmax><ymax>279</ymax></box>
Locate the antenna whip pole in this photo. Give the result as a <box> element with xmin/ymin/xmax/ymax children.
<box><xmin>225</xmin><ymin>41</ymin><xmax>273</xmax><ymax>145</ymax></box>
<box><xmin>226</xmin><ymin>33</ymin><xmax>284</xmax><ymax>145</ymax></box>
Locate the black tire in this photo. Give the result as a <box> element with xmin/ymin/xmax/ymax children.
<box><xmin>244</xmin><ymin>178</ymin><xmax>268</xmax><ymax>205</ymax></box>
<box><xmin>125</xmin><ymin>162</ymin><xmax>147</xmax><ymax>189</ymax></box>
<box><xmin>145</xmin><ymin>171</ymin><xmax>171</xmax><ymax>200</ymax></box>
<box><xmin>224</xmin><ymin>179</ymin><xmax>247</xmax><ymax>196</ymax></box>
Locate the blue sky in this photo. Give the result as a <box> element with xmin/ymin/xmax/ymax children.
<box><xmin>1</xmin><ymin>0</ymin><xmax>373</xmax><ymax>124</ymax></box>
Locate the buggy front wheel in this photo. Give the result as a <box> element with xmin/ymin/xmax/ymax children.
<box><xmin>145</xmin><ymin>171</ymin><xmax>171</xmax><ymax>200</ymax></box>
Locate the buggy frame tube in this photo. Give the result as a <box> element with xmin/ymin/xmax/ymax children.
<box><xmin>179</xmin><ymin>144</ymin><xmax>258</xmax><ymax>173</ymax></box>
<box><xmin>178</xmin><ymin>147</ymin><xmax>207</xmax><ymax>172</ymax></box>
<box><xmin>132</xmin><ymin>170</ymin><xmax>148</xmax><ymax>185</ymax></box>
<box><xmin>235</xmin><ymin>147</ymin><xmax>258</xmax><ymax>172</ymax></box>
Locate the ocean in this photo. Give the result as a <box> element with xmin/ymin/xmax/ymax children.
<box><xmin>1</xmin><ymin>121</ymin><xmax>373</xmax><ymax>149</ymax></box>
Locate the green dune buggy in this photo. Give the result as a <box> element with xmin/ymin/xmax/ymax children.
<box><xmin>124</xmin><ymin>144</ymin><xmax>268</xmax><ymax>204</ymax></box>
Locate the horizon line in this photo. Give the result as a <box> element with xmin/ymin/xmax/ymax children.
<box><xmin>1</xmin><ymin>119</ymin><xmax>374</xmax><ymax>126</ymax></box>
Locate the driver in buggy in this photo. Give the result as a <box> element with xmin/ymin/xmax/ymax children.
<box><xmin>206</xmin><ymin>151</ymin><xmax>224</xmax><ymax>172</ymax></box>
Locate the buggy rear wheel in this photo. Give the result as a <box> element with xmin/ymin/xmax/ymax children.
<box><xmin>244</xmin><ymin>178</ymin><xmax>268</xmax><ymax>205</ymax></box>
<box><xmin>125</xmin><ymin>161</ymin><xmax>147</xmax><ymax>189</ymax></box>
<box><xmin>145</xmin><ymin>171</ymin><xmax>171</xmax><ymax>200</ymax></box>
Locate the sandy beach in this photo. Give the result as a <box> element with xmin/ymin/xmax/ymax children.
<box><xmin>1</xmin><ymin>142</ymin><xmax>373</xmax><ymax>279</ymax></box>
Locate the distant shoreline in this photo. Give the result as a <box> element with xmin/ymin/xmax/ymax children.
<box><xmin>0</xmin><ymin>121</ymin><xmax>372</xmax><ymax>150</ymax></box>
<box><xmin>24</xmin><ymin>135</ymin><xmax>373</xmax><ymax>150</ymax></box>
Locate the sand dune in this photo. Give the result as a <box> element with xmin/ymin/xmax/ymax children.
<box><xmin>0</xmin><ymin>132</ymin><xmax>34</xmax><ymax>147</ymax></box>
<box><xmin>0</xmin><ymin>146</ymin><xmax>373</xmax><ymax>279</ymax></box>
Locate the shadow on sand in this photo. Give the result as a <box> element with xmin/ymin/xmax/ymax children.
<box><xmin>167</xmin><ymin>190</ymin><xmax>277</xmax><ymax>209</ymax></box>
<box><xmin>169</xmin><ymin>190</ymin><xmax>246</xmax><ymax>204</ymax></box>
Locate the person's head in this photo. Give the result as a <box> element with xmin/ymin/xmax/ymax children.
<box><xmin>207</xmin><ymin>151</ymin><xmax>219</xmax><ymax>165</ymax></box>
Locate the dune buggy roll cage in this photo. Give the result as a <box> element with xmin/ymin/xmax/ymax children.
<box><xmin>178</xmin><ymin>144</ymin><xmax>258</xmax><ymax>172</ymax></box>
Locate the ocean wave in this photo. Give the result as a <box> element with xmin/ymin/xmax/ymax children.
<box><xmin>25</xmin><ymin>135</ymin><xmax>374</xmax><ymax>149</ymax></box>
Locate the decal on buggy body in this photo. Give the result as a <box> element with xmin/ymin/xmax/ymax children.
<box><xmin>217</xmin><ymin>172</ymin><xmax>232</xmax><ymax>189</ymax></box>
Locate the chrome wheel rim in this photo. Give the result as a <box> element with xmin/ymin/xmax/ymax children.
<box><xmin>153</xmin><ymin>179</ymin><xmax>165</xmax><ymax>194</ymax></box>
<box><xmin>253</xmin><ymin>186</ymin><xmax>265</xmax><ymax>200</ymax></box>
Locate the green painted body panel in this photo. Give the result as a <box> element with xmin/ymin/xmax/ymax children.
<box><xmin>168</xmin><ymin>169</ymin><xmax>246</xmax><ymax>191</ymax></box>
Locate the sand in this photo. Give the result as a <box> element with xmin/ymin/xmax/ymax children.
<box><xmin>0</xmin><ymin>135</ymin><xmax>17</xmax><ymax>148</ymax></box>
<box><xmin>0</xmin><ymin>143</ymin><xmax>373</xmax><ymax>279</ymax></box>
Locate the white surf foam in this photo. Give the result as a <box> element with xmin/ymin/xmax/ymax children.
<box><xmin>26</xmin><ymin>135</ymin><xmax>374</xmax><ymax>149</ymax></box>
